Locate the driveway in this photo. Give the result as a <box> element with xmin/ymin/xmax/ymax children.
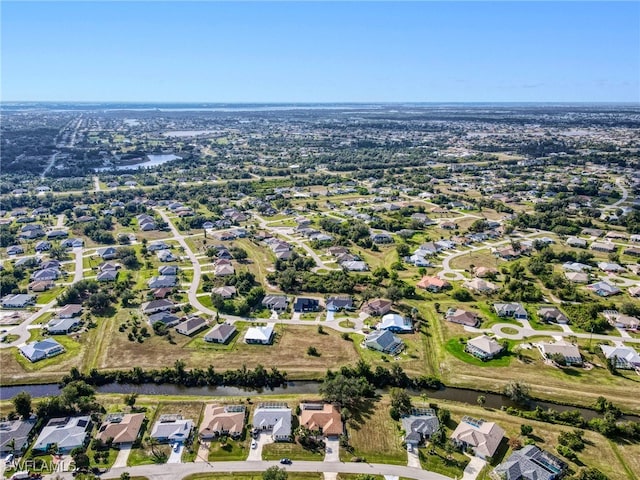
<box><xmin>112</xmin><ymin>443</ymin><xmax>132</xmax><ymax>468</ymax></box>
<box><xmin>195</xmin><ymin>440</ymin><xmax>209</xmax><ymax>463</ymax></box>
<box><xmin>246</xmin><ymin>432</ymin><xmax>273</xmax><ymax>461</ymax></box>
<box><xmin>166</xmin><ymin>443</ymin><xmax>184</xmax><ymax>464</ymax></box>
<box><xmin>461</xmin><ymin>455</ymin><xmax>486</xmax><ymax>480</ymax></box>
<box><xmin>324</xmin><ymin>437</ymin><xmax>340</xmax><ymax>462</ymax></box>
<box><xmin>326</xmin><ymin>311</ymin><xmax>335</xmax><ymax>322</ymax></box>
<box><xmin>407</xmin><ymin>448</ymin><xmax>421</xmax><ymax>468</ymax></box>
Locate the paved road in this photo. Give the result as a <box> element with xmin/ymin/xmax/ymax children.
<box><xmin>155</xmin><ymin>208</ymin><xmax>217</xmax><ymax>318</ymax></box>
<box><xmin>93</xmin><ymin>176</ymin><xmax>101</xmax><ymax>192</ymax></box>
<box><xmin>44</xmin><ymin>460</ymin><xmax>452</xmax><ymax>480</ymax></box>
<box><xmin>0</xmin><ymin>247</ymin><xmax>84</xmax><ymax>349</ymax></box>
<box><xmin>607</xmin><ymin>177</ymin><xmax>629</xmax><ymax>209</ymax></box>
<box><xmin>40</xmin><ymin>152</ymin><xmax>59</xmax><ymax>180</ymax></box>
<box><xmin>488</xmin><ymin>322</ymin><xmax>640</xmax><ymax>344</ymax></box>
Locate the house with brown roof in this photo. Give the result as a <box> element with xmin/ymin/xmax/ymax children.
<box><xmin>446</xmin><ymin>308</ymin><xmax>480</xmax><ymax>327</ymax></box>
<box><xmin>299</xmin><ymin>403</ymin><xmax>343</xmax><ymax>438</ymax></box>
<box><xmin>417</xmin><ymin>276</ymin><xmax>450</xmax><ymax>292</ymax></box>
<box><xmin>361</xmin><ymin>299</ymin><xmax>392</xmax><ymax>316</ymax></box>
<box><xmin>199</xmin><ymin>405</ymin><xmax>245</xmax><ymax>440</ymax></box>
<box><xmin>450</xmin><ymin>417</ymin><xmax>505</xmax><ymax>459</ymax></box>
<box><xmin>95</xmin><ymin>413</ymin><xmax>145</xmax><ymax>445</ymax></box>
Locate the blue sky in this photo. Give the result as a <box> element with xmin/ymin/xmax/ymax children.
<box><xmin>2</xmin><ymin>1</ymin><xmax>639</xmax><ymax>102</ymax></box>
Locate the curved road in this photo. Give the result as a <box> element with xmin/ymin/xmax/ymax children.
<box><xmin>0</xmin><ymin>247</ymin><xmax>84</xmax><ymax>349</ymax></box>
<box><xmin>44</xmin><ymin>460</ymin><xmax>450</xmax><ymax>480</ymax></box>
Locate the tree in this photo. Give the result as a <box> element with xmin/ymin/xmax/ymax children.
<box><xmin>124</xmin><ymin>393</ymin><xmax>138</xmax><ymax>408</ymax></box>
<box><xmin>390</xmin><ymin>387</ymin><xmax>412</xmax><ymax>418</ymax></box>
<box><xmin>503</xmin><ymin>380</ymin><xmax>531</xmax><ymax>405</ymax></box>
<box><xmin>520</xmin><ymin>424</ymin><xmax>533</xmax><ymax>436</ymax></box>
<box><xmin>476</xmin><ymin>395</ymin><xmax>486</xmax><ymax>407</ymax></box>
<box><xmin>386</xmin><ymin>285</ymin><xmax>403</xmax><ymax>304</ymax></box>
<box><xmin>263</xmin><ymin>466</ymin><xmax>288</xmax><ymax>480</ymax></box>
<box><xmin>71</xmin><ymin>449</ymin><xmax>90</xmax><ymax>470</ymax></box>
<box><xmin>319</xmin><ymin>374</ymin><xmax>373</xmax><ymax>408</ymax></box>
<box><xmin>13</xmin><ymin>391</ymin><xmax>32</xmax><ymax>419</ymax></box>
<box><xmin>120</xmin><ymin>473</ymin><xmax>131</xmax><ymax>480</ymax></box>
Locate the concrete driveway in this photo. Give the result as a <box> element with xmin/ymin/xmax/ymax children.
<box><xmin>166</xmin><ymin>443</ymin><xmax>184</xmax><ymax>464</ymax></box>
<box><xmin>247</xmin><ymin>432</ymin><xmax>273</xmax><ymax>461</ymax></box>
<box><xmin>461</xmin><ymin>455</ymin><xmax>486</xmax><ymax>480</ymax></box>
<box><xmin>195</xmin><ymin>440</ymin><xmax>209</xmax><ymax>462</ymax></box>
<box><xmin>324</xmin><ymin>437</ymin><xmax>340</xmax><ymax>462</ymax></box>
<box><xmin>112</xmin><ymin>443</ymin><xmax>133</xmax><ymax>468</ymax></box>
<box><xmin>407</xmin><ymin>448</ymin><xmax>421</xmax><ymax>468</ymax></box>
<box><xmin>326</xmin><ymin>311</ymin><xmax>335</xmax><ymax>322</ymax></box>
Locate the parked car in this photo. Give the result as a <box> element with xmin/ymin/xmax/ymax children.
<box><xmin>173</xmin><ymin>442</ymin><xmax>180</xmax><ymax>452</ymax></box>
<box><xmin>280</xmin><ymin>458</ymin><xmax>292</xmax><ymax>465</ymax></box>
<box><xmin>251</xmin><ymin>439</ymin><xmax>258</xmax><ymax>449</ymax></box>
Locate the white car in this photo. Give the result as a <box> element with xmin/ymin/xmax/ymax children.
<box><xmin>251</xmin><ymin>440</ymin><xmax>258</xmax><ymax>449</ymax></box>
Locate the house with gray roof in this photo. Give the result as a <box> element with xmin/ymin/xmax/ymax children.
<box><xmin>0</xmin><ymin>417</ymin><xmax>36</xmax><ymax>453</ymax></box>
<box><xmin>600</xmin><ymin>345</ymin><xmax>640</xmax><ymax>370</ymax></box>
<box><xmin>148</xmin><ymin>312</ymin><xmax>180</xmax><ymax>327</ymax></box>
<box><xmin>33</xmin><ymin>416</ymin><xmax>91</xmax><ymax>452</ymax></box>
<box><xmin>148</xmin><ymin>275</ymin><xmax>178</xmax><ymax>289</ymax></box>
<box><xmin>19</xmin><ymin>338</ymin><xmax>65</xmax><ymax>362</ymax></box>
<box><xmin>204</xmin><ymin>323</ymin><xmax>237</xmax><ymax>344</ymax></box>
<box><xmin>45</xmin><ymin>317</ymin><xmax>81</xmax><ymax>335</ymax></box>
<box><xmin>262</xmin><ymin>295</ymin><xmax>289</xmax><ymax>312</ymax></box>
<box><xmin>150</xmin><ymin>415</ymin><xmax>194</xmax><ymax>443</ymax></box>
<box><xmin>2</xmin><ymin>294</ymin><xmax>36</xmax><ymax>309</ymax></box>
<box><xmin>494</xmin><ymin>303</ymin><xmax>528</xmax><ymax>320</ymax></box>
<box><xmin>401</xmin><ymin>408</ymin><xmax>440</xmax><ymax>447</ymax></box>
<box><xmin>493</xmin><ymin>445</ymin><xmax>566</xmax><ymax>480</ymax></box>
<box><xmin>252</xmin><ymin>404</ymin><xmax>292</xmax><ymax>441</ymax></box>
<box><xmin>465</xmin><ymin>335</ymin><xmax>504</xmax><ymax>360</ymax></box>
<box><xmin>175</xmin><ymin>316</ymin><xmax>208</xmax><ymax>336</ymax></box>
<box><xmin>364</xmin><ymin>330</ymin><xmax>404</xmax><ymax>355</ymax></box>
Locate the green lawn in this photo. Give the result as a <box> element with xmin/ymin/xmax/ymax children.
<box><xmin>444</xmin><ymin>338</ymin><xmax>512</xmax><ymax>367</ymax></box>
<box><xmin>262</xmin><ymin>441</ymin><xmax>325</xmax><ymax>461</ymax></box>
<box><xmin>419</xmin><ymin>446</ymin><xmax>470</xmax><ymax>478</ymax></box>
<box><xmin>207</xmin><ymin>435</ymin><xmax>251</xmax><ymax>461</ymax></box>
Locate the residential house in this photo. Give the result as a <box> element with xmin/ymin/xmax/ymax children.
<box><xmin>401</xmin><ymin>408</ymin><xmax>440</xmax><ymax>447</ymax></box>
<box><xmin>58</xmin><ymin>304</ymin><xmax>83</xmax><ymax>319</ymax></box>
<box><xmin>214</xmin><ymin>263</ymin><xmax>235</xmax><ymax>276</ymax></box>
<box><xmin>538</xmin><ymin>342</ymin><xmax>582</xmax><ymax>366</ymax></box>
<box><xmin>494</xmin><ymin>303</ymin><xmax>528</xmax><ymax>320</ymax></box>
<box><xmin>493</xmin><ymin>445</ymin><xmax>567</xmax><ymax>480</ymax></box>
<box><xmin>175</xmin><ymin>316</ymin><xmax>208</xmax><ymax>336</ymax></box>
<box><xmin>566</xmin><ymin>236</ymin><xmax>587</xmax><ymax>248</ymax></box>
<box><xmin>150</xmin><ymin>415</ymin><xmax>194</xmax><ymax>443</ymax></box>
<box><xmin>600</xmin><ymin>345</ymin><xmax>640</xmax><ymax>370</ymax></box>
<box><xmin>29</xmin><ymin>280</ymin><xmax>54</xmax><ymax>292</ymax></box>
<box><xmin>417</xmin><ymin>276</ymin><xmax>450</xmax><ymax>292</ymax></box>
<box><xmin>199</xmin><ymin>405</ymin><xmax>246</xmax><ymax>440</ymax></box>
<box><xmin>61</xmin><ymin>238</ymin><xmax>84</xmax><ymax>248</ymax></box>
<box><xmin>293</xmin><ymin>297</ymin><xmax>320</xmax><ymax>313</ymax></box>
<box><xmin>262</xmin><ymin>295</ymin><xmax>289</xmax><ymax>312</ymax></box>
<box><xmin>450</xmin><ymin>417</ymin><xmax>505</xmax><ymax>459</ymax></box>
<box><xmin>341</xmin><ymin>260</ymin><xmax>369</xmax><ymax>271</ymax></box>
<box><xmin>0</xmin><ymin>417</ymin><xmax>36</xmax><ymax>453</ymax></box>
<box><xmin>364</xmin><ymin>330</ymin><xmax>404</xmax><ymax>354</ymax></box>
<box><xmin>463</xmin><ymin>278</ymin><xmax>498</xmax><ymax>294</ymax></box>
<box><xmin>590</xmin><ymin>242</ymin><xmax>617</xmax><ymax>253</ymax></box>
<box><xmin>587</xmin><ymin>281</ymin><xmax>621</xmax><ymax>297</ymax></box>
<box><xmin>33</xmin><ymin>416</ymin><xmax>92</xmax><ymax>452</ymax></box>
<box><xmin>326</xmin><ymin>296</ymin><xmax>354</xmax><ymax>311</ymax></box>
<box><xmin>141</xmin><ymin>299</ymin><xmax>174</xmax><ymax>315</ymax></box>
<box><xmin>148</xmin><ymin>276</ymin><xmax>178</xmax><ymax>289</ymax></box>
<box><xmin>96</xmin><ymin>247</ymin><xmax>118</xmax><ymax>260</ymax></box>
<box><xmin>35</xmin><ymin>241</ymin><xmax>51</xmax><ymax>252</ymax></box>
<box><xmin>157</xmin><ymin>250</ymin><xmax>177</xmax><ymax>262</ymax></box>
<box><xmin>2</xmin><ymin>294</ymin><xmax>36</xmax><ymax>309</ymax></box>
<box><xmin>45</xmin><ymin>317</ymin><xmax>81</xmax><ymax>335</ymax></box>
<box><xmin>465</xmin><ymin>335</ymin><xmax>504</xmax><ymax>360</ymax></box>
<box><xmin>537</xmin><ymin>307</ymin><xmax>569</xmax><ymax>324</ymax></box>
<box><xmin>212</xmin><ymin>286</ymin><xmax>237</xmax><ymax>299</ymax></box>
<box><xmin>608</xmin><ymin>314</ymin><xmax>640</xmax><ymax>331</ymax></box>
<box><xmin>362</xmin><ymin>299</ymin><xmax>392</xmax><ymax>316</ymax></box>
<box><xmin>629</xmin><ymin>285</ymin><xmax>640</xmax><ymax>297</ymax></box>
<box><xmin>95</xmin><ymin>413</ymin><xmax>145</xmax><ymax>444</ymax></box>
<box><xmin>148</xmin><ymin>241</ymin><xmax>170</xmax><ymax>252</ymax></box>
<box><xmin>299</xmin><ymin>403</ymin><xmax>343</xmax><ymax>438</ymax></box>
<box><xmin>31</xmin><ymin>268</ymin><xmax>60</xmax><ymax>282</ymax></box>
<box><xmin>97</xmin><ymin>270</ymin><xmax>118</xmax><ymax>282</ymax></box>
<box><xmin>371</xmin><ymin>233</ymin><xmax>394</xmax><ymax>244</ymax></box>
<box><xmin>598</xmin><ymin>262</ymin><xmax>625</xmax><ymax>273</ymax></box>
<box><xmin>204</xmin><ymin>323</ymin><xmax>237</xmax><ymax>344</ymax></box>
<box><xmin>564</xmin><ymin>271</ymin><xmax>589</xmax><ymax>283</ymax></box>
<box><xmin>623</xmin><ymin>247</ymin><xmax>640</xmax><ymax>257</ymax></box>
<box><xmin>147</xmin><ymin>312</ymin><xmax>180</xmax><ymax>327</ymax></box>
<box><xmin>252</xmin><ymin>404</ymin><xmax>292</xmax><ymax>441</ymax></box>
<box><xmin>6</xmin><ymin>245</ymin><xmax>24</xmax><ymax>256</ymax></box>
<box><xmin>19</xmin><ymin>338</ymin><xmax>65</xmax><ymax>362</ymax></box>
<box><xmin>245</xmin><ymin>323</ymin><xmax>275</xmax><ymax>345</ymax></box>
<box><xmin>377</xmin><ymin>313</ymin><xmax>413</xmax><ymax>333</ymax></box>
<box><xmin>445</xmin><ymin>308</ymin><xmax>480</xmax><ymax>327</ymax></box>
<box><xmin>159</xmin><ymin>265</ymin><xmax>179</xmax><ymax>276</ymax></box>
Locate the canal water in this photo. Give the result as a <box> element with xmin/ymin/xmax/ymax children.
<box><xmin>1</xmin><ymin>381</ymin><xmax>637</xmax><ymax>422</ymax></box>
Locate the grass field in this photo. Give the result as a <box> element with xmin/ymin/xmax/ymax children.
<box><xmin>340</xmin><ymin>398</ymin><xmax>407</xmax><ymax>465</ymax></box>
<box><xmin>206</xmin><ymin>435</ymin><xmax>251</xmax><ymax>461</ymax></box>
<box><xmin>262</xmin><ymin>441</ymin><xmax>325</xmax><ymax>461</ymax></box>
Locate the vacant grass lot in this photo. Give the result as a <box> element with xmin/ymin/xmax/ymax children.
<box><xmin>340</xmin><ymin>398</ymin><xmax>406</xmax><ymax>465</ymax></box>
<box><xmin>262</xmin><ymin>441</ymin><xmax>325</xmax><ymax>461</ymax></box>
<box><xmin>97</xmin><ymin>320</ymin><xmax>360</xmax><ymax>378</ymax></box>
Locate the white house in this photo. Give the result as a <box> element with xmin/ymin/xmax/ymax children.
<box><xmin>244</xmin><ymin>323</ymin><xmax>275</xmax><ymax>344</ymax></box>
<box><xmin>252</xmin><ymin>404</ymin><xmax>292</xmax><ymax>441</ymax></box>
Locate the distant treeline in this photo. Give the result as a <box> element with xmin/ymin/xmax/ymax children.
<box><xmin>61</xmin><ymin>362</ymin><xmax>288</xmax><ymax>389</ymax></box>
